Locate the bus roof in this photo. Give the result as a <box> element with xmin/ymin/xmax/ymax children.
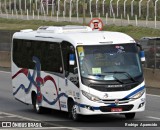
<box><xmin>13</xmin><ymin>26</ymin><xmax>135</xmax><ymax>47</ymax></box>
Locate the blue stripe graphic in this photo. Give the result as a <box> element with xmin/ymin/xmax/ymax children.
<box><xmin>13</xmin><ymin>69</ymin><xmax>36</xmax><ymax>96</ymax></box>
<box><xmin>43</xmin><ymin>93</ymin><xmax>68</xmax><ymax>105</ymax></box>
<box><xmin>123</xmin><ymin>86</ymin><xmax>145</xmax><ymax>99</ymax></box>
<box><xmin>13</xmin><ymin>84</ymin><xmax>26</xmax><ymax>95</ymax></box>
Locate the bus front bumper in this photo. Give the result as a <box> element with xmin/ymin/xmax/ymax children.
<box><xmin>76</xmin><ymin>94</ymin><xmax>145</xmax><ymax>115</ymax></box>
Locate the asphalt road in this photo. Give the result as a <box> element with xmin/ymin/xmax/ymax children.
<box><xmin>0</xmin><ymin>71</ymin><xmax>160</xmax><ymax>130</ymax></box>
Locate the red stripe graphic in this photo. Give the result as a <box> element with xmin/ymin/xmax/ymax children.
<box><xmin>44</xmin><ymin>75</ymin><xmax>61</xmax><ymax>109</ymax></box>
<box><xmin>12</xmin><ymin>68</ymin><xmax>29</xmax><ymax>79</ymax></box>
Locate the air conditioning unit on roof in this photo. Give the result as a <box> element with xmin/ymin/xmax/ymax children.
<box><xmin>37</xmin><ymin>26</ymin><xmax>92</xmax><ymax>33</ymax></box>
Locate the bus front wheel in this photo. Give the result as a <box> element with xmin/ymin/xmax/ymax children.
<box><xmin>125</xmin><ymin>113</ymin><xmax>135</xmax><ymax>119</ymax></box>
<box><xmin>68</xmin><ymin>101</ymin><xmax>80</xmax><ymax>121</ymax></box>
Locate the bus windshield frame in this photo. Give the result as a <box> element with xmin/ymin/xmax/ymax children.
<box><xmin>76</xmin><ymin>43</ymin><xmax>143</xmax><ymax>82</ymax></box>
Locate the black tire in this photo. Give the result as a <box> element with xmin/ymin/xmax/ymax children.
<box><xmin>32</xmin><ymin>94</ymin><xmax>44</xmax><ymax>114</ymax></box>
<box><xmin>125</xmin><ymin>113</ymin><xmax>135</xmax><ymax>119</ymax></box>
<box><xmin>68</xmin><ymin>101</ymin><xmax>80</xmax><ymax>121</ymax></box>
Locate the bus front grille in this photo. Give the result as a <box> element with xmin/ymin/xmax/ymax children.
<box><xmin>89</xmin><ymin>83</ymin><xmax>139</xmax><ymax>92</ymax></box>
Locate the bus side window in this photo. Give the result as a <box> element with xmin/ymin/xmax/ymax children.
<box><xmin>13</xmin><ymin>39</ymin><xmax>34</xmax><ymax>69</ymax></box>
<box><xmin>13</xmin><ymin>39</ymin><xmax>63</xmax><ymax>73</ymax></box>
<box><xmin>34</xmin><ymin>41</ymin><xmax>63</xmax><ymax>73</ymax></box>
<box><xmin>61</xmin><ymin>41</ymin><xmax>77</xmax><ymax>75</ymax></box>
<box><xmin>61</xmin><ymin>41</ymin><xmax>79</xmax><ymax>86</ymax></box>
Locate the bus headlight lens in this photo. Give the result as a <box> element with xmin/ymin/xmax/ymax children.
<box><xmin>82</xmin><ymin>90</ymin><xmax>100</xmax><ymax>102</ymax></box>
<box><xmin>130</xmin><ymin>90</ymin><xmax>145</xmax><ymax>99</ymax></box>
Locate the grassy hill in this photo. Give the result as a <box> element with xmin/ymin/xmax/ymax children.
<box><xmin>0</xmin><ymin>17</ymin><xmax>160</xmax><ymax>40</ymax></box>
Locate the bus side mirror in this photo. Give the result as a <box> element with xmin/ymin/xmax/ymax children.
<box><xmin>74</xmin><ymin>67</ymin><xmax>78</xmax><ymax>74</ymax></box>
<box><xmin>69</xmin><ymin>54</ymin><xmax>75</xmax><ymax>65</ymax></box>
<box><xmin>139</xmin><ymin>51</ymin><xmax>146</xmax><ymax>62</ymax></box>
<box><xmin>136</xmin><ymin>43</ymin><xmax>145</xmax><ymax>62</ymax></box>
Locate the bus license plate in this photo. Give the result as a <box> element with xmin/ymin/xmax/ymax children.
<box><xmin>111</xmin><ymin>108</ymin><xmax>122</xmax><ymax>112</ymax></box>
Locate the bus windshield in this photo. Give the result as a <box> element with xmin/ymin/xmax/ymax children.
<box><xmin>77</xmin><ymin>44</ymin><xmax>142</xmax><ymax>81</ymax></box>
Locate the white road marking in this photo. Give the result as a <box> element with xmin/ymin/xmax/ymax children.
<box><xmin>2</xmin><ymin>128</ymin><xmax>72</xmax><ymax>130</ymax></box>
<box><xmin>0</xmin><ymin>112</ymin><xmax>81</xmax><ymax>130</ymax></box>
<box><xmin>5</xmin><ymin>115</ymin><xmax>18</xmax><ymax>118</ymax></box>
<box><xmin>1</xmin><ymin>111</ymin><xmax>39</xmax><ymax>121</ymax></box>
<box><xmin>0</xmin><ymin>115</ymin><xmax>16</xmax><ymax>118</ymax></box>
<box><xmin>146</xmin><ymin>94</ymin><xmax>160</xmax><ymax>98</ymax></box>
<box><xmin>147</xmin><ymin>116</ymin><xmax>160</xmax><ymax>120</ymax></box>
<box><xmin>0</xmin><ymin>71</ymin><xmax>10</xmax><ymax>74</ymax></box>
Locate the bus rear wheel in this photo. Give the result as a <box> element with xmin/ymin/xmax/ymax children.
<box><xmin>32</xmin><ymin>94</ymin><xmax>44</xmax><ymax>114</ymax></box>
<box><xmin>125</xmin><ymin>113</ymin><xmax>135</xmax><ymax>119</ymax></box>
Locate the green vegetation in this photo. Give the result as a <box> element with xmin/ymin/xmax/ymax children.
<box><xmin>104</xmin><ymin>25</ymin><xmax>160</xmax><ymax>41</ymax></box>
<box><xmin>0</xmin><ymin>18</ymin><xmax>160</xmax><ymax>40</ymax></box>
<box><xmin>0</xmin><ymin>18</ymin><xmax>80</xmax><ymax>30</ymax></box>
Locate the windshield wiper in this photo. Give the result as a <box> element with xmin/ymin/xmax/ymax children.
<box><xmin>113</xmin><ymin>75</ymin><xmax>124</xmax><ymax>84</ymax></box>
<box><xmin>104</xmin><ymin>71</ymin><xmax>136</xmax><ymax>82</ymax></box>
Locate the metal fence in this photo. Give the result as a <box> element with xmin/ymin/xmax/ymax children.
<box><xmin>139</xmin><ymin>37</ymin><xmax>160</xmax><ymax>69</ymax></box>
<box><xmin>0</xmin><ymin>0</ymin><xmax>160</xmax><ymax>20</ymax></box>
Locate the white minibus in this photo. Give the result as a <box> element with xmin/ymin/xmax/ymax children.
<box><xmin>12</xmin><ymin>26</ymin><xmax>146</xmax><ymax>121</ymax></box>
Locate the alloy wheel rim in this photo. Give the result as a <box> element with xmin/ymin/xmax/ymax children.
<box><xmin>36</xmin><ymin>100</ymin><xmax>40</xmax><ymax>111</ymax></box>
<box><xmin>72</xmin><ymin>105</ymin><xmax>77</xmax><ymax>119</ymax></box>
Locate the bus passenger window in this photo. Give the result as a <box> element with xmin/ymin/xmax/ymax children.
<box><xmin>61</xmin><ymin>41</ymin><xmax>77</xmax><ymax>74</ymax></box>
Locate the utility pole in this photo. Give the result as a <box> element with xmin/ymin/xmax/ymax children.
<box><xmin>83</xmin><ymin>0</ymin><xmax>86</xmax><ymax>25</ymax></box>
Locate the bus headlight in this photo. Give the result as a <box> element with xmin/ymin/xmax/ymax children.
<box><xmin>81</xmin><ymin>90</ymin><xmax>100</xmax><ymax>102</ymax></box>
<box><xmin>130</xmin><ymin>89</ymin><xmax>145</xmax><ymax>99</ymax></box>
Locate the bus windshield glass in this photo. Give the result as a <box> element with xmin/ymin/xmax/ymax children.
<box><xmin>77</xmin><ymin>43</ymin><xmax>142</xmax><ymax>81</ymax></box>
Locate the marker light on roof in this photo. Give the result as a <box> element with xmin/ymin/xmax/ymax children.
<box><xmin>20</xmin><ymin>29</ymin><xmax>33</xmax><ymax>33</ymax></box>
<box><xmin>99</xmin><ymin>41</ymin><xmax>113</xmax><ymax>44</ymax></box>
<box><xmin>37</xmin><ymin>26</ymin><xmax>63</xmax><ymax>33</ymax></box>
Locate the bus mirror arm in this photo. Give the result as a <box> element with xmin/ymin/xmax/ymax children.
<box><xmin>65</xmin><ymin>71</ymin><xmax>69</xmax><ymax>77</ymax></box>
<box><xmin>136</xmin><ymin>43</ymin><xmax>146</xmax><ymax>62</ymax></box>
<box><xmin>74</xmin><ymin>67</ymin><xmax>78</xmax><ymax>74</ymax></box>
<box><xmin>136</xmin><ymin>43</ymin><xmax>142</xmax><ymax>51</ymax></box>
